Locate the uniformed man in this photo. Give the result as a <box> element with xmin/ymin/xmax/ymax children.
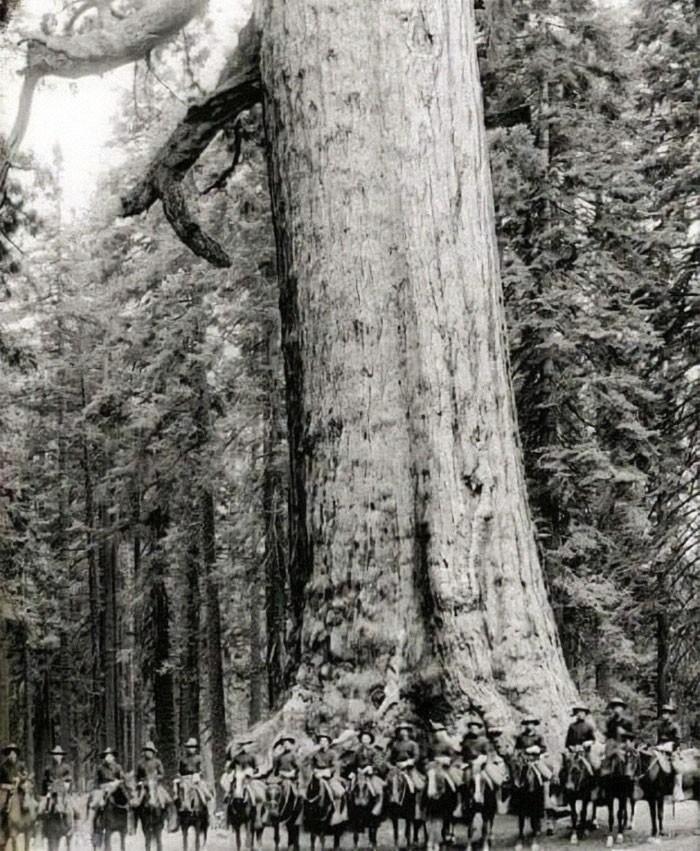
<box><xmin>90</xmin><ymin>746</ymin><xmax>125</xmax><ymax>826</ymax></box>
<box><xmin>486</xmin><ymin>726</ymin><xmax>509</xmax><ymax>760</ymax></box>
<box><xmin>271</xmin><ymin>734</ymin><xmax>299</xmax><ymax>786</ymax></box>
<box><xmin>309</xmin><ymin>732</ymin><xmax>347</xmax><ymax>824</ymax></box>
<box><xmin>460</xmin><ymin>718</ymin><xmax>491</xmax><ymax>804</ymax></box>
<box><xmin>349</xmin><ymin>730</ymin><xmax>384</xmax><ymax>815</ymax></box>
<box><xmin>388</xmin><ymin>723</ymin><xmax>425</xmax><ymax>794</ymax></box>
<box><xmin>136</xmin><ymin>742</ymin><xmax>172</xmax><ymax>807</ymax></box>
<box><xmin>428</xmin><ymin>721</ymin><xmax>463</xmax><ymax>791</ymax></box>
<box><xmin>176</xmin><ymin>738</ymin><xmax>212</xmax><ymax>810</ymax></box>
<box><xmin>514</xmin><ymin>718</ymin><xmax>552</xmax><ymax>805</ymax></box>
<box><xmin>41</xmin><ymin>746</ymin><xmax>73</xmax><ymax>815</ymax></box>
<box><xmin>604</xmin><ymin>699</ymin><xmax>633</xmax><ymax>743</ymax></box>
<box><xmin>657</xmin><ymin>704</ymin><xmax>683</xmax><ymax>801</ymax></box>
<box><xmin>561</xmin><ymin>706</ymin><xmax>596</xmax><ymax>790</ymax></box>
<box><xmin>0</xmin><ymin>744</ymin><xmax>27</xmax><ymax>821</ymax></box>
<box><xmin>225</xmin><ymin>739</ymin><xmax>258</xmax><ymax>774</ymax></box>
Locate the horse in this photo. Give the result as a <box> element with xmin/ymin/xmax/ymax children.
<box><xmin>384</xmin><ymin>766</ymin><xmax>425</xmax><ymax>849</ymax></box>
<box><xmin>637</xmin><ymin>746</ymin><xmax>674</xmax><ymax>839</ymax></box>
<box><xmin>560</xmin><ymin>747</ymin><xmax>599</xmax><ymax>844</ymax></box>
<box><xmin>6</xmin><ymin>776</ymin><xmax>38</xmax><ymax>851</ymax></box>
<box><xmin>346</xmin><ymin>770</ymin><xmax>384</xmax><ymax>851</ymax></box>
<box><xmin>224</xmin><ymin>768</ymin><xmax>263</xmax><ymax>851</ymax></box>
<box><xmin>510</xmin><ymin>754</ymin><xmax>545</xmax><ymax>851</ymax></box>
<box><xmin>263</xmin><ymin>777</ymin><xmax>302</xmax><ymax>851</ymax></box>
<box><xmin>303</xmin><ymin>773</ymin><xmax>345</xmax><ymax>851</ymax></box>
<box><xmin>173</xmin><ymin>777</ymin><xmax>209</xmax><ymax>851</ymax></box>
<box><xmin>599</xmin><ymin>742</ymin><xmax>637</xmax><ymax>847</ymax></box>
<box><xmin>132</xmin><ymin>780</ymin><xmax>168</xmax><ymax>851</ymax></box>
<box><xmin>41</xmin><ymin>778</ymin><xmax>76</xmax><ymax>851</ymax></box>
<box><xmin>424</xmin><ymin>762</ymin><xmax>460</xmax><ymax>851</ymax></box>
<box><xmin>90</xmin><ymin>780</ymin><xmax>132</xmax><ymax>851</ymax></box>
<box><xmin>462</xmin><ymin>761</ymin><xmax>500</xmax><ymax>851</ymax></box>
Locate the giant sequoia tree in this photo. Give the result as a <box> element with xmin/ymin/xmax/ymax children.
<box><xmin>1</xmin><ymin>0</ymin><xmax>577</xmax><ymax>740</ymax></box>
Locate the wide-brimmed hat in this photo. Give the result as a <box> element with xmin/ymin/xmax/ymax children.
<box><xmin>184</xmin><ymin>738</ymin><xmax>199</xmax><ymax>749</ymax></box>
<box><xmin>101</xmin><ymin>747</ymin><xmax>116</xmax><ymax>757</ymax></box>
<box><xmin>466</xmin><ymin>718</ymin><xmax>484</xmax><ymax>729</ymax></box>
<box><xmin>521</xmin><ymin>717</ymin><xmax>540</xmax><ymax>726</ymax></box>
<box><xmin>488</xmin><ymin>726</ymin><xmax>503</xmax><ymax>737</ymax></box>
<box><xmin>571</xmin><ymin>704</ymin><xmax>590</xmax><ymax>715</ymax></box>
<box><xmin>142</xmin><ymin>741</ymin><xmax>158</xmax><ymax>753</ymax></box>
<box><xmin>358</xmin><ymin>729</ymin><xmax>375</xmax><ymax>744</ymax></box>
<box><xmin>525</xmin><ymin>745</ymin><xmax>542</xmax><ymax>755</ymax></box>
<box><xmin>316</xmin><ymin>731</ymin><xmax>333</xmax><ymax>743</ymax></box>
<box><xmin>273</xmin><ymin>734</ymin><xmax>296</xmax><ymax>748</ymax></box>
<box><xmin>50</xmin><ymin>745</ymin><xmax>67</xmax><ymax>756</ymax></box>
<box><xmin>660</xmin><ymin>704</ymin><xmax>676</xmax><ymax>714</ymax></box>
<box><xmin>2</xmin><ymin>743</ymin><xmax>20</xmax><ymax>754</ymax></box>
<box><xmin>608</xmin><ymin>698</ymin><xmax>627</xmax><ymax>709</ymax></box>
<box><xmin>430</xmin><ymin>720</ymin><xmax>447</xmax><ymax>733</ymax></box>
<box><xmin>395</xmin><ymin>722</ymin><xmax>413</xmax><ymax>733</ymax></box>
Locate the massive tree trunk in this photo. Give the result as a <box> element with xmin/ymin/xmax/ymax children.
<box><xmin>258</xmin><ymin>0</ymin><xmax>575</xmax><ymax>741</ymax></box>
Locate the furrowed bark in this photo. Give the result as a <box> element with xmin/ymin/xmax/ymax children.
<box><xmin>256</xmin><ymin>0</ymin><xmax>577</xmax><ymax>747</ymax></box>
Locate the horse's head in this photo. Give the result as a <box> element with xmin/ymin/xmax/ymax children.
<box><xmin>386</xmin><ymin>767</ymin><xmax>406</xmax><ymax>804</ymax></box>
<box><xmin>264</xmin><ymin>781</ymin><xmax>283</xmax><ymax>820</ymax></box>
<box><xmin>231</xmin><ymin>768</ymin><xmax>251</xmax><ymax>802</ymax></box>
<box><xmin>426</xmin><ymin>764</ymin><xmax>447</xmax><ymax>800</ymax></box>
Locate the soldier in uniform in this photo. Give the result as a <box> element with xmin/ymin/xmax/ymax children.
<box><xmin>387</xmin><ymin>723</ymin><xmax>425</xmax><ymax>794</ymax></box>
<box><xmin>0</xmin><ymin>744</ymin><xmax>27</xmax><ymax>827</ymax></box>
<box><xmin>604</xmin><ymin>699</ymin><xmax>633</xmax><ymax>743</ymax></box>
<box><xmin>225</xmin><ymin>739</ymin><xmax>258</xmax><ymax>774</ymax></box>
<box><xmin>514</xmin><ymin>718</ymin><xmax>552</xmax><ymax>804</ymax></box>
<box><xmin>41</xmin><ymin>746</ymin><xmax>73</xmax><ymax>815</ymax></box>
<box><xmin>562</xmin><ymin>705</ymin><xmax>596</xmax><ymax>789</ymax></box>
<box><xmin>136</xmin><ymin>742</ymin><xmax>172</xmax><ymax>807</ymax></box>
<box><xmin>428</xmin><ymin>721</ymin><xmax>463</xmax><ymax>791</ymax></box>
<box><xmin>657</xmin><ymin>704</ymin><xmax>683</xmax><ymax>801</ymax></box>
<box><xmin>308</xmin><ymin>732</ymin><xmax>347</xmax><ymax>824</ymax></box>
<box><xmin>461</xmin><ymin>719</ymin><xmax>490</xmax><ymax>804</ymax></box>
<box><xmin>176</xmin><ymin>738</ymin><xmax>212</xmax><ymax>810</ymax></box>
<box><xmin>90</xmin><ymin>746</ymin><xmax>125</xmax><ymax>828</ymax></box>
<box><xmin>349</xmin><ymin>730</ymin><xmax>384</xmax><ymax>815</ymax></box>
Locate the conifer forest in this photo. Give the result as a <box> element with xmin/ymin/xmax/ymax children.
<box><xmin>0</xmin><ymin>1</ymin><xmax>698</xmax><ymax>849</ymax></box>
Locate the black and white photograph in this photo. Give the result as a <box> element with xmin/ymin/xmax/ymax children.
<box><xmin>0</xmin><ymin>1</ymin><xmax>698</xmax><ymax>849</ymax></box>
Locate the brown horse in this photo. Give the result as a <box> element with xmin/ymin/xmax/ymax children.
<box><xmin>6</xmin><ymin>776</ymin><xmax>38</xmax><ymax>851</ymax></box>
<box><xmin>385</xmin><ymin>766</ymin><xmax>426</xmax><ymax>849</ymax></box>
<box><xmin>424</xmin><ymin>763</ymin><xmax>460</xmax><ymax>851</ymax></box>
<box><xmin>637</xmin><ymin>746</ymin><xmax>674</xmax><ymax>839</ymax></box>
<box><xmin>41</xmin><ymin>778</ymin><xmax>75</xmax><ymax>851</ymax></box>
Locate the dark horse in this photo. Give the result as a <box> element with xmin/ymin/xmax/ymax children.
<box><xmin>174</xmin><ymin>777</ymin><xmax>209</xmax><ymax>851</ymax></box>
<box><xmin>347</xmin><ymin>771</ymin><xmax>384</xmax><ymax>851</ymax></box>
<box><xmin>637</xmin><ymin>746</ymin><xmax>674</xmax><ymax>839</ymax></box>
<box><xmin>424</xmin><ymin>763</ymin><xmax>460</xmax><ymax>851</ymax></box>
<box><xmin>263</xmin><ymin>778</ymin><xmax>302</xmax><ymax>851</ymax></box>
<box><xmin>91</xmin><ymin>780</ymin><xmax>131</xmax><ymax>851</ymax></box>
<box><xmin>599</xmin><ymin>742</ymin><xmax>637</xmax><ymax>847</ymax></box>
<box><xmin>560</xmin><ymin>747</ymin><xmax>598</xmax><ymax>844</ymax></box>
<box><xmin>463</xmin><ymin>763</ymin><xmax>499</xmax><ymax>851</ymax></box>
<box><xmin>385</xmin><ymin>767</ymin><xmax>425</xmax><ymax>849</ymax></box>
<box><xmin>511</xmin><ymin>755</ymin><xmax>545</xmax><ymax>851</ymax></box>
<box><xmin>225</xmin><ymin>769</ymin><xmax>263</xmax><ymax>851</ymax></box>
<box><xmin>42</xmin><ymin>778</ymin><xmax>75</xmax><ymax>851</ymax></box>
<box><xmin>132</xmin><ymin>780</ymin><xmax>167</xmax><ymax>851</ymax></box>
<box><xmin>304</xmin><ymin>773</ymin><xmax>345</xmax><ymax>851</ymax></box>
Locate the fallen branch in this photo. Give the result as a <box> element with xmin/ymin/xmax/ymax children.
<box><xmin>120</xmin><ymin>14</ymin><xmax>262</xmax><ymax>267</ymax></box>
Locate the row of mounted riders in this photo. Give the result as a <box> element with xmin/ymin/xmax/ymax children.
<box><xmin>0</xmin><ymin>701</ymin><xmax>695</xmax><ymax>851</ymax></box>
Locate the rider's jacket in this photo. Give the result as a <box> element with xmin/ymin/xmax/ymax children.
<box><xmin>0</xmin><ymin>760</ymin><xmax>27</xmax><ymax>785</ymax></box>
<box><xmin>227</xmin><ymin>751</ymin><xmax>258</xmax><ymax>772</ymax></box>
<box><xmin>460</xmin><ymin>734</ymin><xmax>489</xmax><ymax>761</ymax></box>
<box><xmin>311</xmin><ymin>749</ymin><xmax>336</xmax><ymax>770</ymax></box>
<box><xmin>42</xmin><ymin>761</ymin><xmax>73</xmax><ymax>794</ymax></box>
<box><xmin>388</xmin><ymin>739</ymin><xmax>420</xmax><ymax>765</ymax></box>
<box><xmin>565</xmin><ymin>719</ymin><xmax>596</xmax><ymax>748</ymax></box>
<box><xmin>431</xmin><ymin>738</ymin><xmax>458</xmax><ymax>760</ymax></box>
<box><xmin>514</xmin><ymin>732</ymin><xmax>547</xmax><ymax>752</ymax></box>
<box><xmin>272</xmin><ymin>751</ymin><xmax>299</xmax><ymax>775</ymax></box>
<box><xmin>136</xmin><ymin>756</ymin><xmax>165</xmax><ymax>783</ymax></box>
<box><xmin>95</xmin><ymin>761</ymin><xmax>124</xmax><ymax>786</ymax></box>
<box><xmin>604</xmin><ymin>716</ymin><xmax>632</xmax><ymax>742</ymax></box>
<box><xmin>353</xmin><ymin>744</ymin><xmax>380</xmax><ymax>771</ymax></box>
<box><xmin>656</xmin><ymin>719</ymin><xmax>681</xmax><ymax>750</ymax></box>
<box><xmin>179</xmin><ymin>754</ymin><xmax>203</xmax><ymax>776</ymax></box>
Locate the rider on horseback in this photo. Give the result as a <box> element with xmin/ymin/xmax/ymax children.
<box><xmin>514</xmin><ymin>717</ymin><xmax>552</xmax><ymax>805</ymax></box>
<box><xmin>222</xmin><ymin>736</ymin><xmax>266</xmax><ymax>828</ymax></box>
<box><xmin>561</xmin><ymin>705</ymin><xmax>596</xmax><ymax>790</ymax></box>
<box><xmin>0</xmin><ymin>744</ymin><xmax>27</xmax><ymax>828</ymax></box>
<box><xmin>90</xmin><ymin>747</ymin><xmax>125</xmax><ymax>830</ymax></box>
<box><xmin>271</xmin><ymin>735</ymin><xmax>299</xmax><ymax>790</ymax></box>
<box><xmin>388</xmin><ymin>723</ymin><xmax>425</xmax><ymax>796</ymax></box>
<box><xmin>176</xmin><ymin>739</ymin><xmax>213</xmax><ymax>812</ymax></box>
<box><xmin>136</xmin><ymin>742</ymin><xmax>172</xmax><ymax>807</ymax></box>
<box><xmin>348</xmin><ymin>730</ymin><xmax>384</xmax><ymax>816</ymax></box>
<box><xmin>656</xmin><ymin>704</ymin><xmax>683</xmax><ymax>802</ymax></box>
<box><xmin>460</xmin><ymin>718</ymin><xmax>490</xmax><ymax>804</ymax></box>
<box><xmin>428</xmin><ymin>722</ymin><xmax>463</xmax><ymax>791</ymax></box>
<box><xmin>308</xmin><ymin>732</ymin><xmax>347</xmax><ymax>825</ymax></box>
<box><xmin>40</xmin><ymin>746</ymin><xmax>73</xmax><ymax>817</ymax></box>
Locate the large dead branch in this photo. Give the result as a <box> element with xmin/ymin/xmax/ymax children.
<box><xmin>120</xmin><ymin>15</ymin><xmax>262</xmax><ymax>267</ymax></box>
<box><xmin>0</xmin><ymin>0</ymin><xmax>207</xmax><ymax>203</ymax></box>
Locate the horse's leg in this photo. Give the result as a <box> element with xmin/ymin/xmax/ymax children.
<box><xmin>657</xmin><ymin>795</ymin><xmax>665</xmax><ymax>837</ymax></box>
<box><xmin>181</xmin><ymin>825</ymin><xmax>188</xmax><ymax>851</ymax></box>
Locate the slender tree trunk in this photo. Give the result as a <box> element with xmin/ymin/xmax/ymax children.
<box><xmin>0</xmin><ymin>619</ymin><xmax>8</xmax><ymax>744</ymax></box>
<box><xmin>101</xmin><ymin>506</ymin><xmax>119</xmax><ymax>748</ymax></box>
<box><xmin>201</xmin><ymin>488</ymin><xmax>227</xmax><ymax>786</ymax></box>
<box><xmin>259</xmin><ymin>0</ymin><xmax>575</xmax><ymax>739</ymax></box>
<box><xmin>181</xmin><ymin>522</ymin><xmax>200</xmax><ymax>742</ymax></box>
<box><xmin>150</xmin><ymin>508</ymin><xmax>178</xmax><ymax>777</ymax></box>
<box><xmin>656</xmin><ymin>599</ymin><xmax>670</xmax><ymax>710</ymax></box>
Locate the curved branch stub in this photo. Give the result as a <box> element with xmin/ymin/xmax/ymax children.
<box><xmin>160</xmin><ymin>179</ymin><xmax>231</xmax><ymax>268</ymax></box>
